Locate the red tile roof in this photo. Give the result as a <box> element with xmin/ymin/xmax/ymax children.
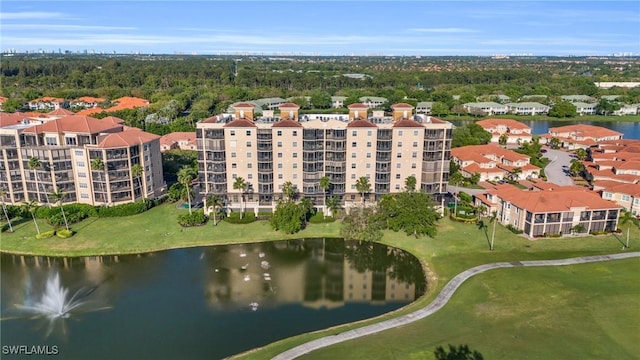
<box><xmin>272</xmin><ymin>119</ymin><xmax>302</xmax><ymax>128</ymax></box>
<box><xmin>477</xmin><ymin>118</ymin><xmax>531</xmax><ymax>130</ymax></box>
<box><xmin>0</xmin><ymin>113</ymin><xmax>26</xmax><ymax>127</ymax></box>
<box><xmin>393</xmin><ymin>118</ymin><xmax>424</xmax><ymax>128</ymax></box>
<box><xmin>347</xmin><ymin>103</ymin><xmax>369</xmax><ymax>109</ymax></box>
<box><xmin>548</xmin><ymin>124</ymin><xmax>623</xmax><ymax>139</ymax></box>
<box><xmin>391</xmin><ymin>103</ymin><xmax>414</xmax><ymax>109</ymax></box>
<box><xmin>278</xmin><ymin>103</ymin><xmax>300</xmax><ymax>109</ymax></box>
<box><xmin>223</xmin><ymin>118</ymin><xmax>256</xmax><ymax>128</ymax></box>
<box><xmin>160</xmin><ymin>131</ymin><xmax>197</xmax><ymax>147</ymax></box>
<box><xmin>74</xmin><ymin>96</ymin><xmax>105</xmax><ymax>103</ymax></box>
<box><xmin>347</xmin><ymin>119</ymin><xmax>377</xmax><ymax>128</ymax></box>
<box><xmin>76</xmin><ymin>107</ymin><xmax>106</xmax><ymax>116</ymax></box>
<box><xmin>233</xmin><ymin>102</ymin><xmax>256</xmax><ymax>108</ymax></box>
<box><xmin>47</xmin><ymin>108</ymin><xmax>75</xmax><ymax>116</ymax></box>
<box><xmin>491</xmin><ymin>186</ymin><xmax>621</xmax><ymax>212</ymax></box>
<box><xmin>201</xmin><ymin>115</ymin><xmax>220</xmax><ymax>124</ymax></box>
<box><xmin>22</xmin><ymin>115</ymin><xmax>122</xmax><ymax>134</ymax></box>
<box><xmin>96</xmin><ymin>127</ymin><xmax>160</xmax><ymax>148</ymax></box>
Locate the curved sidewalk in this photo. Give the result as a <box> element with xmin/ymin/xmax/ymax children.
<box><xmin>273</xmin><ymin>252</ymin><xmax>640</xmax><ymax>360</ymax></box>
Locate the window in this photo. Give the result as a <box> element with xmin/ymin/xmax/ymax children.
<box><xmin>81</xmin><ymin>193</ymin><xmax>89</xmax><ymax>199</ymax></box>
<box><xmin>78</xmin><ymin>172</ymin><xmax>86</xmax><ymax>178</ymax></box>
<box><xmin>247</xmin><ymin>174</ymin><xmax>252</xmax><ymax>179</ymax></box>
<box><xmin>396</xmin><ymin>163</ymin><xmax>401</xmax><ymax>168</ymax></box>
<box><xmin>397</xmin><ymin>152</ymin><xmax>402</xmax><ymax>158</ymax></box>
<box><xmin>352</xmin><ymin>142</ymin><xmax>357</xmax><ymax>148</ymax></box>
<box><xmin>232</xmin><ymin>174</ymin><xmax>237</xmax><ymax>179</ymax></box>
<box><xmin>395</xmin><ymin>184</ymin><xmax>400</xmax><ymax>190</ymax></box>
<box><xmin>351</xmin><ymin>152</ymin><xmax>356</xmax><ymax>158</ymax></box>
<box><xmin>293</xmin><ymin>163</ymin><xmax>298</xmax><ymax>169</ymax></box>
<box><xmin>293</xmin><ymin>131</ymin><xmax>297</xmax><ymax>136</ymax></box>
<box><xmin>396</xmin><ymin>174</ymin><xmax>401</xmax><ymax>179</ymax></box>
<box><xmin>622</xmin><ymin>194</ymin><xmax>630</xmax><ymax>201</ymax></box>
<box><xmin>366</xmin><ymin>153</ymin><xmax>371</xmax><ymax>158</ymax></box>
<box><xmin>144</xmin><ymin>155</ymin><xmax>149</xmax><ymax>162</ymax></box>
<box><xmin>246</xmin><ymin>130</ymin><xmax>251</xmax><ymax>136</ymax></box>
<box><xmin>278</xmin><ymin>174</ymin><xmax>283</xmax><ymax>179</ymax></box>
<box><xmin>351</xmin><ymin>174</ymin><xmax>356</xmax><ymax>179</ymax></box>
<box><xmin>230</xmin><ymin>130</ymin><xmax>235</xmax><ymax>136</ymax></box>
<box><xmin>277</xmin><ymin>141</ymin><xmax>282</xmax><ymax>147</ymax></box>
<box><xmin>414</xmin><ymin>130</ymin><xmax>419</xmax><ymax>136</ymax></box>
<box><xmin>76</xmin><ymin>161</ymin><xmax>85</xmax><ymax>167</ymax></box>
<box><xmin>352</xmin><ymin>131</ymin><xmax>357</xmax><ymax>136</ymax></box>
<box><xmin>351</xmin><ymin>184</ymin><xmax>356</xmax><ymax>190</ymax></box>
<box><xmin>66</xmin><ymin>137</ymin><xmax>77</xmax><ymax>146</ymax></box>
<box><xmin>604</xmin><ymin>192</ymin><xmax>612</xmax><ymax>199</ymax></box>
<box><xmin>398</xmin><ymin>130</ymin><xmax>403</xmax><ymax>136</ymax></box>
<box><xmin>413</xmin><ymin>141</ymin><xmax>418</xmax><ymax>147</ymax></box>
<box><xmin>411</xmin><ymin>163</ymin><xmax>416</xmax><ymax>169</ymax></box>
<box><xmin>367</xmin><ymin>130</ymin><xmax>372</xmax><ymax>136</ymax></box>
<box><xmin>230</xmin><ymin>140</ymin><xmax>237</xmax><ymax>147</ymax></box>
<box><xmin>412</xmin><ymin>152</ymin><xmax>418</xmax><ymax>158</ymax></box>
<box><xmin>366</xmin><ymin>163</ymin><xmax>371</xmax><ymax>169</ymax></box>
<box><xmin>75</xmin><ymin>150</ymin><xmax>84</xmax><ymax>156</ymax></box>
<box><xmin>145</xmin><ymin>166</ymin><xmax>149</xmax><ymax>172</ymax></box>
<box><xmin>292</xmin><ymin>142</ymin><xmax>297</xmax><ymax>147</ymax></box>
<box><xmin>247</xmin><ymin>152</ymin><xmax>252</xmax><ymax>158</ymax></box>
<box><xmin>232</xmin><ymin>163</ymin><xmax>237</xmax><ymax>169</ymax></box>
<box><xmin>246</xmin><ymin>141</ymin><xmax>251</xmax><ymax>147</ymax></box>
<box><xmin>397</xmin><ymin>142</ymin><xmax>402</xmax><ymax>147</ymax></box>
<box><xmin>247</xmin><ymin>163</ymin><xmax>252</xmax><ymax>169</ymax></box>
<box><xmin>278</xmin><ymin>153</ymin><xmax>282</xmax><ymax>158</ymax></box>
<box><xmin>293</xmin><ymin>153</ymin><xmax>297</xmax><ymax>158</ymax></box>
<box><xmin>144</xmin><ymin>144</ymin><xmax>149</xmax><ymax>151</ymax></box>
<box><xmin>278</xmin><ymin>163</ymin><xmax>283</xmax><ymax>169</ymax></box>
<box><xmin>367</xmin><ymin>141</ymin><xmax>372</xmax><ymax>147</ymax></box>
<box><xmin>351</xmin><ymin>163</ymin><xmax>356</xmax><ymax>169</ymax></box>
<box><xmin>277</xmin><ymin>130</ymin><xmax>282</xmax><ymax>136</ymax></box>
<box><xmin>79</xmin><ymin>183</ymin><xmax>88</xmax><ymax>189</ymax></box>
<box><xmin>231</xmin><ymin>152</ymin><xmax>236</xmax><ymax>158</ymax></box>
<box><xmin>293</xmin><ymin>174</ymin><xmax>298</xmax><ymax>179</ymax></box>
<box><xmin>45</xmin><ymin>137</ymin><xmax>57</xmax><ymax>146</ymax></box>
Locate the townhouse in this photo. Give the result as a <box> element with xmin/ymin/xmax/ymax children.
<box><xmin>462</xmin><ymin>102</ymin><xmax>508</xmax><ymax>116</ymax></box>
<box><xmin>28</xmin><ymin>97</ymin><xmax>70</xmax><ymax>111</ymax></box>
<box><xmin>0</xmin><ymin>113</ymin><xmax>164</xmax><ymax>206</ymax></box>
<box><xmin>505</xmin><ymin>102</ymin><xmax>550</xmax><ymax>116</ymax></box>
<box><xmin>196</xmin><ymin>102</ymin><xmax>452</xmax><ymax>211</ymax></box>
<box><xmin>543</xmin><ymin>124</ymin><xmax>624</xmax><ymax>149</ymax></box>
<box><xmin>451</xmin><ymin>143</ymin><xmax>539</xmax><ymax>182</ymax></box>
<box><xmin>594</xmin><ymin>181</ymin><xmax>640</xmax><ymax>216</ymax></box>
<box><xmin>476</xmin><ymin>118</ymin><xmax>532</xmax><ymax>145</ymax></box>
<box><xmin>159</xmin><ymin>132</ymin><xmax>198</xmax><ymax>152</ymax></box>
<box><xmin>476</xmin><ymin>184</ymin><xmax>622</xmax><ymax>237</ymax></box>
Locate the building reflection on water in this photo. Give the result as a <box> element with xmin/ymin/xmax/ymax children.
<box><xmin>204</xmin><ymin>238</ymin><xmax>426</xmax><ymax>311</ymax></box>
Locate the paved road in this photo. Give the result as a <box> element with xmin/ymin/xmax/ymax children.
<box><xmin>447</xmin><ymin>185</ymin><xmax>487</xmax><ymax>196</ymax></box>
<box><xmin>272</xmin><ymin>252</ymin><xmax>640</xmax><ymax>360</ymax></box>
<box><xmin>543</xmin><ymin>148</ymin><xmax>575</xmax><ymax>186</ymax></box>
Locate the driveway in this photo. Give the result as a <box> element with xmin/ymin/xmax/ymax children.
<box><xmin>542</xmin><ymin>148</ymin><xmax>575</xmax><ymax>186</ymax></box>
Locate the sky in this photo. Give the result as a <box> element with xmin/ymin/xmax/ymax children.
<box><xmin>1</xmin><ymin>1</ymin><xmax>638</xmax><ymax>56</ymax></box>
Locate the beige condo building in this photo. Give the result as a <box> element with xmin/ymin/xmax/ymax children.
<box><xmin>196</xmin><ymin>102</ymin><xmax>452</xmax><ymax>210</ymax></box>
<box><xmin>0</xmin><ymin>113</ymin><xmax>165</xmax><ymax>206</ymax></box>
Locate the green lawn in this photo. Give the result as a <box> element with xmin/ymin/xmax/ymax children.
<box><xmin>1</xmin><ymin>203</ymin><xmax>639</xmax><ymax>359</ymax></box>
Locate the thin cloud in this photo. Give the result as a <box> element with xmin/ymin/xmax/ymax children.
<box><xmin>1</xmin><ymin>24</ymin><xmax>136</xmax><ymax>31</ymax></box>
<box><xmin>0</xmin><ymin>11</ymin><xmax>65</xmax><ymax>20</ymax></box>
<box><xmin>408</xmin><ymin>28</ymin><xmax>479</xmax><ymax>34</ymax></box>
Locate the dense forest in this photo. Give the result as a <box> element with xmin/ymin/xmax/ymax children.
<box><xmin>2</xmin><ymin>54</ymin><xmax>639</xmax><ymax>134</ymax></box>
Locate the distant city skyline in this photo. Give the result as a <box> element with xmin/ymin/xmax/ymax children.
<box><xmin>1</xmin><ymin>1</ymin><xmax>638</xmax><ymax>56</ymax></box>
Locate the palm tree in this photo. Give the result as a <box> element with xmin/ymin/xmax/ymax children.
<box><xmin>575</xmin><ymin>148</ymin><xmax>588</xmax><ymax>161</ymax></box>
<box><xmin>299</xmin><ymin>197</ymin><xmax>313</xmax><ymax>225</ymax></box>
<box><xmin>233</xmin><ymin>176</ymin><xmax>246</xmax><ymax>219</ymax></box>
<box><xmin>489</xmin><ymin>211</ymin><xmax>498</xmax><ymax>251</ymax></box>
<box><xmin>206</xmin><ymin>194</ymin><xmax>223</xmax><ymax>226</ymax></box>
<box><xmin>509</xmin><ymin>167</ymin><xmax>523</xmax><ymax>181</ymax></box>
<box><xmin>355</xmin><ymin>176</ymin><xmax>371</xmax><ymax>205</ymax></box>
<box><xmin>22</xmin><ymin>200</ymin><xmax>40</xmax><ymax>235</ymax></box>
<box><xmin>0</xmin><ymin>187</ymin><xmax>13</xmax><ymax>232</ymax></box>
<box><xmin>569</xmin><ymin>159</ymin><xmax>585</xmax><ymax>177</ymax></box>
<box><xmin>91</xmin><ymin>158</ymin><xmax>106</xmax><ymax>202</ymax></box>
<box><xmin>319</xmin><ymin>176</ymin><xmax>331</xmax><ymax>218</ymax></box>
<box><xmin>498</xmin><ymin>133</ymin><xmax>508</xmax><ymax>146</ymax></box>
<box><xmin>282</xmin><ymin>181</ymin><xmax>296</xmax><ymax>201</ymax></box>
<box><xmin>326</xmin><ymin>196</ymin><xmax>340</xmax><ymax>218</ymax></box>
<box><xmin>131</xmin><ymin>163</ymin><xmax>144</xmax><ymax>199</ymax></box>
<box><xmin>49</xmin><ymin>190</ymin><xmax>69</xmax><ymax>231</ymax></box>
<box><xmin>28</xmin><ymin>156</ymin><xmax>42</xmax><ymax>203</ymax></box>
<box><xmin>619</xmin><ymin>210</ymin><xmax>639</xmax><ymax>249</ymax></box>
<box><xmin>404</xmin><ymin>175</ymin><xmax>417</xmax><ymax>192</ymax></box>
<box><xmin>177</xmin><ymin>166</ymin><xmax>196</xmax><ymax>215</ymax></box>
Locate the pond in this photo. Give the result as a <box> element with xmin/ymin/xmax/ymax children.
<box><xmin>1</xmin><ymin>239</ymin><xmax>426</xmax><ymax>359</ymax></box>
<box><xmin>448</xmin><ymin>119</ymin><xmax>640</xmax><ymax>139</ymax></box>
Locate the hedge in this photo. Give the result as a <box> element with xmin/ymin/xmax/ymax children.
<box><xmin>506</xmin><ymin>224</ymin><xmax>524</xmax><ymax>234</ymax></box>
<box><xmin>224</xmin><ymin>212</ymin><xmax>257</xmax><ymax>224</ymax></box>
<box><xmin>309</xmin><ymin>212</ymin><xmax>335</xmax><ymax>223</ymax></box>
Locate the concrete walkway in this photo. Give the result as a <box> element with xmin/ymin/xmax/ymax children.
<box><xmin>272</xmin><ymin>252</ymin><xmax>640</xmax><ymax>360</ymax></box>
<box><xmin>543</xmin><ymin>148</ymin><xmax>575</xmax><ymax>186</ymax></box>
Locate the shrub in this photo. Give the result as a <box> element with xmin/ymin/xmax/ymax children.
<box><xmin>506</xmin><ymin>224</ymin><xmax>524</xmax><ymax>234</ymax></box>
<box><xmin>56</xmin><ymin>229</ymin><xmax>75</xmax><ymax>238</ymax></box>
<box><xmin>2</xmin><ymin>223</ymin><xmax>13</xmax><ymax>232</ymax></box>
<box><xmin>35</xmin><ymin>230</ymin><xmax>56</xmax><ymax>239</ymax></box>
<box><xmin>96</xmin><ymin>199</ymin><xmax>154</xmax><ymax>217</ymax></box>
<box><xmin>309</xmin><ymin>212</ymin><xmax>335</xmax><ymax>223</ymax></box>
<box><xmin>257</xmin><ymin>211</ymin><xmax>273</xmax><ymax>221</ymax></box>
<box><xmin>177</xmin><ymin>211</ymin><xmax>208</xmax><ymax>227</ymax></box>
<box><xmin>224</xmin><ymin>212</ymin><xmax>256</xmax><ymax>224</ymax></box>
